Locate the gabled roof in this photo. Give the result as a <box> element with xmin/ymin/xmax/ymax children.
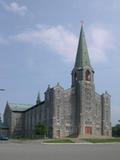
<box><xmin>24</xmin><ymin>101</ymin><xmax>45</xmax><ymax>112</ymax></box>
<box><xmin>8</xmin><ymin>103</ymin><xmax>32</xmax><ymax>112</ymax></box>
<box><xmin>74</xmin><ymin>24</ymin><xmax>91</xmax><ymax>69</ymax></box>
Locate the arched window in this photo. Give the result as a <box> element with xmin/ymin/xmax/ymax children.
<box><xmin>85</xmin><ymin>70</ymin><xmax>91</xmax><ymax>81</ymax></box>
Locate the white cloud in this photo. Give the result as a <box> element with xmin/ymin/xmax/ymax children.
<box><xmin>0</xmin><ymin>1</ymin><xmax>27</xmax><ymax>16</ymax></box>
<box><xmin>0</xmin><ymin>37</ymin><xmax>4</xmax><ymax>44</ymax></box>
<box><xmin>1</xmin><ymin>23</ymin><xmax>115</xmax><ymax>63</ymax></box>
<box><xmin>13</xmin><ymin>24</ymin><xmax>115</xmax><ymax>63</ymax></box>
<box><xmin>0</xmin><ymin>36</ymin><xmax>8</xmax><ymax>44</ymax></box>
<box><xmin>87</xmin><ymin>25</ymin><xmax>115</xmax><ymax>63</ymax></box>
<box><xmin>13</xmin><ymin>25</ymin><xmax>78</xmax><ymax>62</ymax></box>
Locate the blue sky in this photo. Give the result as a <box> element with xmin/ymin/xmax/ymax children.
<box><xmin>0</xmin><ymin>0</ymin><xmax>120</xmax><ymax>125</ymax></box>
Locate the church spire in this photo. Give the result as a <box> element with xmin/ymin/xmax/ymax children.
<box><xmin>36</xmin><ymin>92</ymin><xmax>41</xmax><ymax>105</ymax></box>
<box><xmin>74</xmin><ymin>24</ymin><xmax>91</xmax><ymax>69</ymax></box>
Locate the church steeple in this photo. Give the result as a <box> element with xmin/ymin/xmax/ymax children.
<box><xmin>74</xmin><ymin>24</ymin><xmax>91</xmax><ymax>69</ymax></box>
<box><xmin>36</xmin><ymin>92</ymin><xmax>41</xmax><ymax>105</ymax></box>
<box><xmin>72</xmin><ymin>24</ymin><xmax>94</xmax><ymax>87</ymax></box>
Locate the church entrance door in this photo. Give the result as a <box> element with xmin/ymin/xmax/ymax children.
<box><xmin>85</xmin><ymin>127</ymin><xmax>92</xmax><ymax>135</ymax></box>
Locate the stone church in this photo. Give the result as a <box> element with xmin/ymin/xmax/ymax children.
<box><xmin>3</xmin><ymin>25</ymin><xmax>111</xmax><ymax>138</ymax></box>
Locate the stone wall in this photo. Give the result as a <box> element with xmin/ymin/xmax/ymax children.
<box><xmin>24</xmin><ymin>103</ymin><xmax>45</xmax><ymax>137</ymax></box>
<box><xmin>101</xmin><ymin>92</ymin><xmax>111</xmax><ymax>136</ymax></box>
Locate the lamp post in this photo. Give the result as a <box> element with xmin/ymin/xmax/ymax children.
<box><xmin>0</xmin><ymin>89</ymin><xmax>5</xmax><ymax>91</ymax></box>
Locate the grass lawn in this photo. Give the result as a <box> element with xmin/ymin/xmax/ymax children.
<box><xmin>43</xmin><ymin>139</ymin><xmax>74</xmax><ymax>143</ymax></box>
<box><xmin>83</xmin><ymin>138</ymin><xmax>120</xmax><ymax>143</ymax></box>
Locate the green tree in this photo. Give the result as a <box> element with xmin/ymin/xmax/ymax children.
<box><xmin>112</xmin><ymin>120</ymin><xmax>120</xmax><ymax>137</ymax></box>
<box><xmin>34</xmin><ymin>122</ymin><xmax>47</xmax><ymax>138</ymax></box>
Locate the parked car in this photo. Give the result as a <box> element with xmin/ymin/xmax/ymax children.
<box><xmin>0</xmin><ymin>135</ymin><xmax>8</xmax><ymax>140</ymax></box>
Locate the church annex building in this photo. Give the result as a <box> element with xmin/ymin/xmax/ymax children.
<box><xmin>3</xmin><ymin>25</ymin><xmax>112</xmax><ymax>138</ymax></box>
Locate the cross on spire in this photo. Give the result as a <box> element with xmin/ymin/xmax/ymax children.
<box><xmin>80</xmin><ymin>20</ymin><xmax>84</xmax><ymax>25</ymax></box>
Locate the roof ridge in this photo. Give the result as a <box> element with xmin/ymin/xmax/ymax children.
<box><xmin>8</xmin><ymin>103</ymin><xmax>33</xmax><ymax>112</ymax></box>
<box><xmin>9</xmin><ymin>103</ymin><xmax>33</xmax><ymax>106</ymax></box>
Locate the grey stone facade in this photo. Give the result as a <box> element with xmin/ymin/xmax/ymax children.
<box><xmin>3</xmin><ymin>25</ymin><xmax>112</xmax><ymax>138</ymax></box>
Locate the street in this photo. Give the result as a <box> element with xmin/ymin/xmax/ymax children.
<box><xmin>0</xmin><ymin>142</ymin><xmax>120</xmax><ymax>160</ymax></box>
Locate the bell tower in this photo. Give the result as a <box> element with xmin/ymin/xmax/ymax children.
<box><xmin>72</xmin><ymin>24</ymin><xmax>96</xmax><ymax>136</ymax></box>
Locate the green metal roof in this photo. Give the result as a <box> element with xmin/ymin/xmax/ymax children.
<box><xmin>9</xmin><ymin>103</ymin><xmax>32</xmax><ymax>112</ymax></box>
<box><xmin>75</xmin><ymin>24</ymin><xmax>91</xmax><ymax>69</ymax></box>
